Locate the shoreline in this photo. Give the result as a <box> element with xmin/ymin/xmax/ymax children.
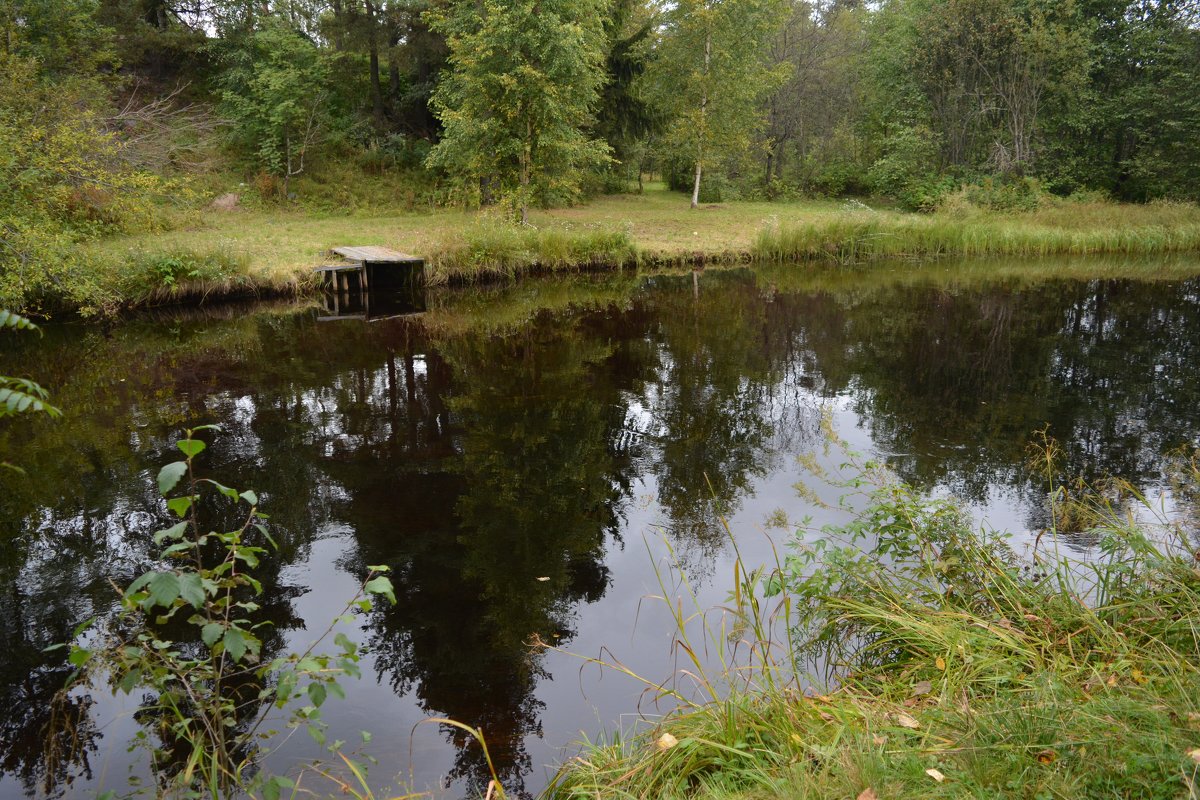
<box><xmin>37</xmin><ymin>189</ymin><xmax>1200</xmax><ymax>318</ymax></box>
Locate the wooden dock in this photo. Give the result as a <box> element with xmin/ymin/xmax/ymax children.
<box><xmin>316</xmin><ymin>245</ymin><xmax>426</xmax><ymax>321</ymax></box>
<box><xmin>315</xmin><ymin>246</ymin><xmax>426</xmax><ymax>293</ymax></box>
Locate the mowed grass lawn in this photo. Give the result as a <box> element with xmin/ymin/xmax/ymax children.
<box><xmin>86</xmin><ymin>182</ymin><xmax>1200</xmax><ymax>299</ymax></box>
<box><xmin>86</xmin><ymin>185</ymin><xmax>846</xmax><ymax>284</ymax></box>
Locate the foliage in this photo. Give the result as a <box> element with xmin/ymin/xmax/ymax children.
<box><xmin>0</xmin><ymin>52</ymin><xmax>177</xmax><ymax>312</ymax></box>
<box><xmin>425</xmin><ymin>0</ymin><xmax>612</xmax><ymax>223</ymax></box>
<box><xmin>0</xmin><ymin>308</ymin><xmax>60</xmax><ymax>473</ymax></box>
<box><xmin>865</xmin><ymin>125</ymin><xmax>948</xmax><ymax>211</ymax></box>
<box><xmin>642</xmin><ymin>0</ymin><xmax>789</xmax><ymax>207</ymax></box>
<box><xmin>215</xmin><ymin>20</ymin><xmax>335</xmax><ymax>191</ymax></box>
<box><xmin>52</xmin><ymin>426</ymin><xmax>396</xmax><ymax>798</ymax></box>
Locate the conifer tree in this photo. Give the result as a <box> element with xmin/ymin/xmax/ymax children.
<box><xmin>425</xmin><ymin>0</ymin><xmax>611</xmax><ymax>223</ymax></box>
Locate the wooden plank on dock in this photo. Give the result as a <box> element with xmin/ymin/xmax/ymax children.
<box><xmin>331</xmin><ymin>246</ymin><xmax>422</xmax><ymax>264</ymax></box>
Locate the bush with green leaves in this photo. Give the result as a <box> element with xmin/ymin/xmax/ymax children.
<box><xmin>53</xmin><ymin>426</ymin><xmax>395</xmax><ymax>798</ymax></box>
<box><xmin>0</xmin><ymin>308</ymin><xmax>60</xmax><ymax>473</ymax></box>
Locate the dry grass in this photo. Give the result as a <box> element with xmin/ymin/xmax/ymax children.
<box><xmin>78</xmin><ymin>185</ymin><xmax>1200</xmax><ymax>311</ymax></box>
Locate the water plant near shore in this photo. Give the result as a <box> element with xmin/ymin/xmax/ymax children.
<box><xmin>547</xmin><ymin>446</ymin><xmax>1200</xmax><ymax>799</ymax></box>
<box><xmin>751</xmin><ymin>203</ymin><xmax>1200</xmax><ymax>265</ymax></box>
<box><xmin>47</xmin><ymin>427</ymin><xmax>397</xmax><ymax>799</ymax></box>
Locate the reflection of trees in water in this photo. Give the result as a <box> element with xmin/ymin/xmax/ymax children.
<box><xmin>337</xmin><ymin>318</ymin><xmax>633</xmax><ymax>797</ymax></box>
<box><xmin>5</xmin><ymin>275</ymin><xmax>1200</xmax><ymax>796</ymax></box>
<box><xmin>629</xmin><ymin>272</ymin><xmax>825</xmax><ymax>565</ymax></box>
<box><xmin>797</xmin><ymin>278</ymin><xmax>1200</xmax><ymax>534</ymax></box>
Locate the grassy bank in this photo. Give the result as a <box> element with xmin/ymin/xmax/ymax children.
<box><xmin>546</xmin><ymin>455</ymin><xmax>1200</xmax><ymax>800</ymax></box>
<box><xmin>72</xmin><ymin>185</ymin><xmax>1200</xmax><ymax>313</ymax></box>
<box><xmin>753</xmin><ymin>201</ymin><xmax>1200</xmax><ymax>263</ymax></box>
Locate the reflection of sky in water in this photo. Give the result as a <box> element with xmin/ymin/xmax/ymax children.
<box><xmin>3</xmin><ymin>269</ymin><xmax>1200</xmax><ymax>799</ymax></box>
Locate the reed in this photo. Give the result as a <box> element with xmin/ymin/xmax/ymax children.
<box><xmin>546</xmin><ymin>440</ymin><xmax>1200</xmax><ymax>800</ymax></box>
<box><xmin>752</xmin><ymin>204</ymin><xmax>1200</xmax><ymax>264</ymax></box>
<box><xmin>426</xmin><ymin>220</ymin><xmax>639</xmax><ymax>284</ymax></box>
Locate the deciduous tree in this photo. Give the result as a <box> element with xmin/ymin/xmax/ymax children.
<box><xmin>425</xmin><ymin>0</ymin><xmax>611</xmax><ymax>223</ymax></box>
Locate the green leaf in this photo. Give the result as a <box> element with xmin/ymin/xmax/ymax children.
<box><xmin>118</xmin><ymin>668</ymin><xmax>142</xmax><ymax>694</ymax></box>
<box><xmin>308</xmin><ymin>682</ymin><xmax>327</xmax><ymax>708</ymax></box>
<box><xmin>334</xmin><ymin>632</ymin><xmax>357</xmax><ymax>656</ymax></box>
<box><xmin>0</xmin><ymin>309</ymin><xmax>39</xmax><ymax>332</ymax></box>
<box><xmin>68</xmin><ymin>646</ymin><xmax>90</xmax><ymax>667</ymax></box>
<box><xmin>364</xmin><ymin>575</ymin><xmax>396</xmax><ymax>605</ymax></box>
<box><xmin>223</xmin><ymin>628</ymin><xmax>248</xmax><ymax>662</ymax></box>
<box><xmin>146</xmin><ymin>572</ymin><xmax>181</xmax><ymax>608</ymax></box>
<box><xmin>240</xmin><ymin>490</ymin><xmax>258</xmax><ymax>506</ymax></box>
<box><xmin>203</xmin><ymin>480</ymin><xmax>241</xmax><ymax>500</ymax></box>
<box><xmin>176</xmin><ymin>439</ymin><xmax>206</xmax><ymax>458</ymax></box>
<box><xmin>157</xmin><ymin>461</ymin><xmax>188</xmax><ymax>496</ymax></box>
<box><xmin>162</xmin><ymin>542</ymin><xmax>197</xmax><ymax>560</ymax></box>
<box><xmin>201</xmin><ymin>622</ymin><xmax>224</xmax><ymax>647</ymax></box>
<box><xmin>178</xmin><ymin>573</ymin><xmax>205</xmax><ymax>607</ymax></box>
<box><xmin>153</xmin><ymin>521</ymin><xmax>189</xmax><ymax>546</ymax></box>
<box><xmin>166</xmin><ymin>496</ymin><xmax>193</xmax><ymax>518</ymax></box>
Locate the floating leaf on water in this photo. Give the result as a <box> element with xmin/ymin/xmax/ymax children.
<box><xmin>925</xmin><ymin>768</ymin><xmax>945</xmax><ymax>782</ymax></box>
<box><xmin>536</xmin><ymin>576</ymin><xmax>550</xmax><ymax>582</ymax></box>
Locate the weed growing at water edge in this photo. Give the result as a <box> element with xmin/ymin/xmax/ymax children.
<box><xmin>48</xmin><ymin>426</ymin><xmax>396</xmax><ymax>799</ymax></box>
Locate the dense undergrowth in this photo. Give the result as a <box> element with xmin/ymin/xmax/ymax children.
<box><xmin>547</xmin><ymin>441</ymin><xmax>1200</xmax><ymax>800</ymax></box>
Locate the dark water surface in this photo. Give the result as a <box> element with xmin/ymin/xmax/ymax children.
<box><xmin>3</xmin><ymin>262</ymin><xmax>1200</xmax><ymax>798</ymax></box>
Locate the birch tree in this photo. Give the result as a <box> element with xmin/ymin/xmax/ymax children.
<box><xmin>644</xmin><ymin>0</ymin><xmax>787</xmax><ymax>207</ymax></box>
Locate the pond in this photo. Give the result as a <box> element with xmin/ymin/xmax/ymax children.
<box><xmin>2</xmin><ymin>258</ymin><xmax>1200</xmax><ymax>799</ymax></box>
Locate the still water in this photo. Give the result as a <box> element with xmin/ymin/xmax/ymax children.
<box><xmin>2</xmin><ymin>261</ymin><xmax>1199</xmax><ymax>798</ymax></box>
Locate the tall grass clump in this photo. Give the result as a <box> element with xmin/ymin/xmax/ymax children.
<box><xmin>428</xmin><ymin>220</ymin><xmax>638</xmax><ymax>283</ymax></box>
<box><xmin>548</xmin><ymin>442</ymin><xmax>1200</xmax><ymax>800</ymax></box>
<box><xmin>752</xmin><ymin>204</ymin><xmax>1200</xmax><ymax>265</ymax></box>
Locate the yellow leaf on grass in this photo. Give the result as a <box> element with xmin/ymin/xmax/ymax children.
<box><xmin>893</xmin><ymin>712</ymin><xmax>920</xmax><ymax>729</ymax></box>
<box><xmin>935</xmin><ymin>656</ymin><xmax>946</xmax><ymax>671</ymax></box>
<box><xmin>926</xmin><ymin>768</ymin><xmax>946</xmax><ymax>783</ymax></box>
<box><xmin>857</xmin><ymin>789</ymin><xmax>878</xmax><ymax>800</ymax></box>
<box><xmin>1187</xmin><ymin>748</ymin><xmax>1200</xmax><ymax>764</ymax></box>
<box><xmin>1036</xmin><ymin>749</ymin><xmax>1057</xmax><ymax>764</ymax></box>
<box><xmin>656</xmin><ymin>733</ymin><xmax>678</xmax><ymax>751</ymax></box>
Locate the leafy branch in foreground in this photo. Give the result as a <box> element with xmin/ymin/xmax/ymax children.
<box><xmin>1</xmin><ymin>308</ymin><xmax>61</xmax><ymax>473</ymax></box>
<box><xmin>49</xmin><ymin>426</ymin><xmax>395</xmax><ymax>799</ymax></box>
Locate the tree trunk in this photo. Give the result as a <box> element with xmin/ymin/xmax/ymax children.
<box><xmin>367</xmin><ymin>4</ymin><xmax>386</xmax><ymax>131</ymax></box>
<box><xmin>520</xmin><ymin>117</ymin><xmax>532</xmax><ymax>224</ymax></box>
<box><xmin>691</xmin><ymin>31</ymin><xmax>712</xmax><ymax>209</ymax></box>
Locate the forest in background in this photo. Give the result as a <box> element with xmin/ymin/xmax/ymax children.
<box><xmin>1</xmin><ymin>0</ymin><xmax>1198</xmax><ymax>310</ymax></box>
